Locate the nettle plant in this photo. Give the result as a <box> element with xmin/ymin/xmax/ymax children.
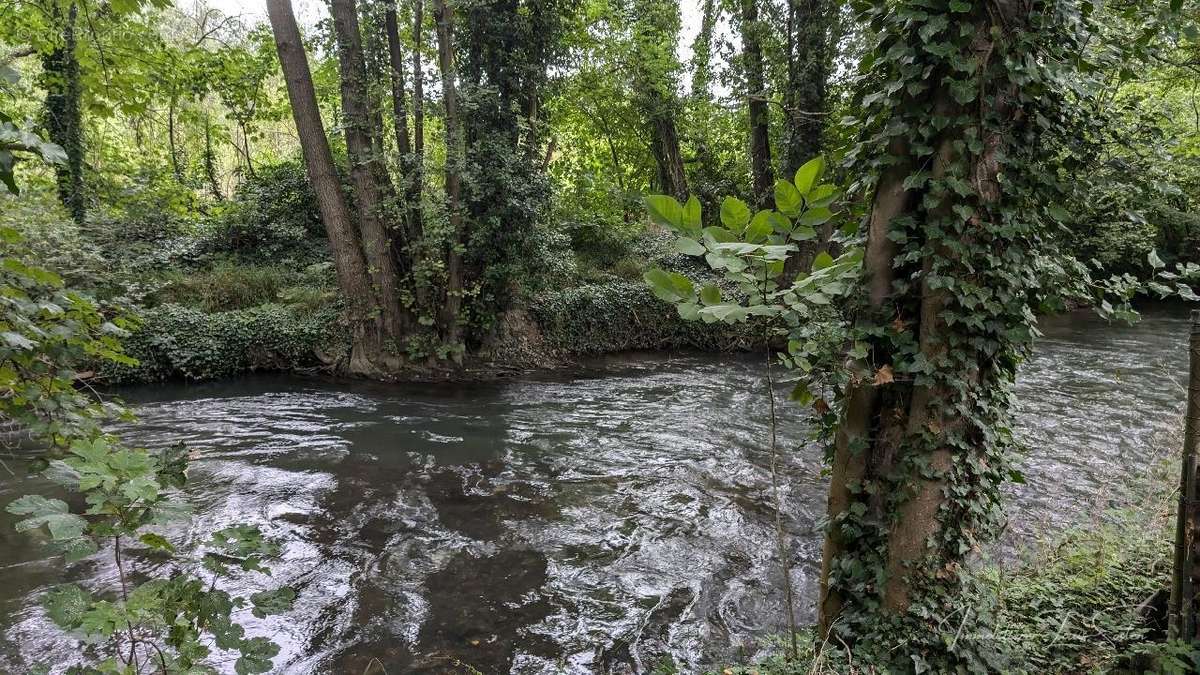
<box><xmin>2</xmin><ymin>225</ymin><xmax>294</xmax><ymax>674</ymax></box>
<box><xmin>642</xmin><ymin>156</ymin><xmax>863</xmax><ymax>404</ymax></box>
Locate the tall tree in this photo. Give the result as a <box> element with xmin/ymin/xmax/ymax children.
<box><xmin>41</xmin><ymin>1</ymin><xmax>84</xmax><ymax>223</ymax></box>
<box><xmin>385</xmin><ymin>1</ymin><xmax>421</xmax><ymax>240</ymax></box>
<box><xmin>812</xmin><ymin>0</ymin><xmax>1148</xmax><ymax>664</ymax></box>
<box><xmin>266</xmin><ymin>0</ymin><xmax>391</xmax><ymax>374</ymax></box>
<box><xmin>738</xmin><ymin>0</ymin><xmax>773</xmax><ymax>209</ymax></box>
<box><xmin>629</xmin><ymin>0</ymin><xmax>688</xmax><ymax>201</ymax></box>
<box><xmin>781</xmin><ymin>0</ymin><xmax>831</xmax><ymax>177</ymax></box>
<box><xmin>329</xmin><ymin>0</ymin><xmax>411</xmax><ymax>342</ymax></box>
<box><xmin>433</xmin><ymin>0</ymin><xmax>466</xmax><ymax>347</ymax></box>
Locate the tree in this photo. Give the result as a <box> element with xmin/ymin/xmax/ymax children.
<box><xmin>41</xmin><ymin>1</ymin><xmax>85</xmax><ymax>222</ymax></box>
<box><xmin>737</xmin><ymin>0</ymin><xmax>773</xmax><ymax>210</ymax></box>
<box><xmin>629</xmin><ymin>0</ymin><xmax>688</xmax><ymax>200</ymax></box>
<box><xmin>266</xmin><ymin>0</ymin><xmax>394</xmax><ymax>375</ymax></box>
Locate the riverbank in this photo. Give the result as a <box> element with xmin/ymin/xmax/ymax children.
<box><xmin>101</xmin><ymin>280</ymin><xmax>762</xmax><ymax>384</ymax></box>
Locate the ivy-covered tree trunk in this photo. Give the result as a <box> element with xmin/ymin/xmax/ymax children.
<box><xmin>434</xmin><ymin>0</ymin><xmax>467</xmax><ymax>348</ymax></box>
<box><xmin>41</xmin><ymin>1</ymin><xmax>85</xmax><ymax>223</ymax></box>
<box><xmin>739</xmin><ymin>0</ymin><xmax>773</xmax><ymax>210</ymax></box>
<box><xmin>411</xmin><ymin>0</ymin><xmax>426</xmax><ymax>237</ymax></box>
<box><xmin>781</xmin><ymin>0</ymin><xmax>829</xmax><ymax>177</ymax></box>
<box><xmin>689</xmin><ymin>0</ymin><xmax>716</xmax><ymax>103</ymax></box>
<box><xmin>817</xmin><ymin>0</ymin><xmax>1049</xmax><ymax>657</ymax></box>
<box><xmin>266</xmin><ymin>0</ymin><xmax>389</xmax><ymax>375</ymax></box>
<box><xmin>385</xmin><ymin>2</ymin><xmax>421</xmax><ymax>241</ymax></box>
<box><xmin>631</xmin><ymin>0</ymin><xmax>688</xmax><ymax>201</ymax></box>
<box><xmin>330</xmin><ymin>0</ymin><xmax>412</xmax><ymax>344</ymax></box>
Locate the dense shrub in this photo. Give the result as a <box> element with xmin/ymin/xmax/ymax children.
<box><xmin>531</xmin><ymin>281</ymin><xmax>758</xmax><ymax>354</ymax></box>
<box><xmin>104</xmin><ymin>303</ymin><xmax>345</xmax><ymax>383</ymax></box>
<box><xmin>205</xmin><ymin>160</ymin><xmax>329</xmax><ymax>260</ymax></box>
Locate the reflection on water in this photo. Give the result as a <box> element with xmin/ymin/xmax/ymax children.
<box><xmin>0</xmin><ymin>305</ymin><xmax>1192</xmax><ymax>673</ymax></box>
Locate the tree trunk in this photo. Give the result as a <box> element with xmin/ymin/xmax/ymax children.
<box><xmin>434</xmin><ymin>0</ymin><xmax>466</xmax><ymax>349</ymax></box>
<box><xmin>42</xmin><ymin>1</ymin><xmax>85</xmax><ymax>223</ymax></box>
<box><xmin>817</xmin><ymin>4</ymin><xmax>1033</xmax><ymax>639</ymax></box>
<box><xmin>411</xmin><ymin>0</ymin><xmax>425</xmax><ymax>235</ymax></box>
<box><xmin>203</xmin><ymin>112</ymin><xmax>222</xmax><ymax>200</ymax></box>
<box><xmin>689</xmin><ymin>0</ymin><xmax>716</xmax><ymax>102</ymax></box>
<box><xmin>266</xmin><ymin>0</ymin><xmax>388</xmax><ymax>375</ymax></box>
<box><xmin>782</xmin><ymin>0</ymin><xmax>829</xmax><ymax>177</ymax></box>
<box><xmin>740</xmin><ymin>0</ymin><xmax>773</xmax><ymax>210</ymax></box>
<box><xmin>386</xmin><ymin>3</ymin><xmax>422</xmax><ymax>241</ymax></box>
<box><xmin>168</xmin><ymin>92</ymin><xmax>182</xmax><ymax>182</ymax></box>
<box><xmin>330</xmin><ymin>0</ymin><xmax>411</xmax><ymax>345</ymax></box>
<box><xmin>631</xmin><ymin>0</ymin><xmax>688</xmax><ymax>201</ymax></box>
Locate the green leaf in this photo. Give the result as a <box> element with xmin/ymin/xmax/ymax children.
<box><xmin>645</xmin><ymin>195</ymin><xmax>683</xmax><ymax>229</ymax></box>
<box><xmin>8</xmin><ymin>495</ymin><xmax>88</xmax><ymax>541</ymax></box>
<box><xmin>644</xmin><ymin>268</ymin><xmax>694</xmax><ymax>302</ymax></box>
<box><xmin>1148</xmin><ymin>250</ymin><xmax>1165</xmax><ymax>269</ymax></box>
<box><xmin>44</xmin><ymin>585</ymin><xmax>92</xmax><ymax>630</ymax></box>
<box><xmin>250</xmin><ymin>587</ymin><xmax>296</xmax><ymax>619</ymax></box>
<box><xmin>794</xmin><ymin>156</ymin><xmax>825</xmax><ymax>195</ymax></box>
<box><xmin>674</xmin><ymin>237</ymin><xmax>706</xmax><ymax>256</ymax></box>
<box><xmin>746</xmin><ymin>210</ymin><xmax>774</xmax><ymax>242</ymax></box>
<box><xmin>719</xmin><ymin>197</ymin><xmax>751</xmax><ymax>229</ymax></box>
<box><xmin>774</xmin><ymin>180</ymin><xmax>803</xmax><ymax>215</ymax></box>
<box><xmin>677</xmin><ymin>302</ymin><xmax>700</xmax><ymax>321</ymax></box>
<box><xmin>699</xmin><ymin>284</ymin><xmax>722</xmax><ymax>306</ymax></box>
<box><xmin>799</xmin><ymin>207</ymin><xmax>834</xmax><ymax>228</ymax></box>
<box><xmin>235</xmin><ymin>637</ymin><xmax>281</xmax><ymax>675</ymax></box>
<box><xmin>681</xmin><ymin>195</ymin><xmax>702</xmax><ymax>231</ymax></box>
<box><xmin>812</xmin><ymin>251</ymin><xmax>835</xmax><ymax>271</ymax></box>
<box><xmin>139</xmin><ymin>532</ymin><xmax>175</xmax><ymax>553</ymax></box>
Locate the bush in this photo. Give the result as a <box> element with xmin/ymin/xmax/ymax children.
<box><xmin>205</xmin><ymin>160</ymin><xmax>329</xmax><ymax>261</ymax></box>
<box><xmin>531</xmin><ymin>280</ymin><xmax>758</xmax><ymax>354</ymax></box>
<box><xmin>104</xmin><ymin>303</ymin><xmax>346</xmax><ymax>383</ymax></box>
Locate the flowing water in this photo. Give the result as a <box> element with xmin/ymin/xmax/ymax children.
<box><xmin>0</xmin><ymin>305</ymin><xmax>1193</xmax><ymax>674</ymax></box>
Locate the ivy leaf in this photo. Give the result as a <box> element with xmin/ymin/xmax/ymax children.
<box><xmin>793</xmin><ymin>156</ymin><xmax>825</xmax><ymax>195</ymax></box>
<box><xmin>250</xmin><ymin>587</ymin><xmax>296</xmax><ymax>619</ymax></box>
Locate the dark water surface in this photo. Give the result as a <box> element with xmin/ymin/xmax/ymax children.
<box><xmin>0</xmin><ymin>306</ymin><xmax>1192</xmax><ymax>674</ymax></box>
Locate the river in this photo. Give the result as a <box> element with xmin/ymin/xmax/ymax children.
<box><xmin>0</xmin><ymin>305</ymin><xmax>1192</xmax><ymax>674</ymax></box>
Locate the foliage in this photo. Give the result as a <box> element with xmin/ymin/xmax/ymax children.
<box><xmin>108</xmin><ymin>302</ymin><xmax>344</xmax><ymax>383</ymax></box>
<box><xmin>2</xmin><ymin>225</ymin><xmax>294</xmax><ymax>673</ymax></box>
<box><xmin>207</xmin><ymin>159</ymin><xmax>328</xmax><ymax>260</ymax></box>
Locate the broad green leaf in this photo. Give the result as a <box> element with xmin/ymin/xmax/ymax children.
<box><xmin>645</xmin><ymin>195</ymin><xmax>683</xmax><ymax>229</ymax></box>
<box><xmin>812</xmin><ymin>251</ymin><xmax>835</xmax><ymax>271</ymax></box>
<box><xmin>702</xmin><ymin>226</ymin><xmax>737</xmax><ymax>243</ymax></box>
<box><xmin>794</xmin><ymin>156</ymin><xmax>825</xmax><ymax>195</ymax></box>
<box><xmin>799</xmin><ymin>207</ymin><xmax>834</xmax><ymax>228</ymax></box>
<box><xmin>746</xmin><ymin>211</ymin><xmax>774</xmax><ymax>242</ymax></box>
<box><xmin>7</xmin><ymin>495</ymin><xmax>88</xmax><ymax>541</ymax></box>
<box><xmin>719</xmin><ymin>197</ymin><xmax>751</xmax><ymax>229</ymax></box>
<box><xmin>700</xmin><ymin>284</ymin><xmax>721</xmax><ymax>306</ymax></box>
<box><xmin>139</xmin><ymin>532</ymin><xmax>175</xmax><ymax>553</ymax></box>
<box><xmin>1148</xmin><ymin>250</ymin><xmax>1165</xmax><ymax>269</ymax></box>
<box><xmin>774</xmin><ymin>180</ymin><xmax>803</xmax><ymax>216</ymax></box>
<box><xmin>674</xmin><ymin>237</ymin><xmax>706</xmax><ymax>256</ymax></box>
<box><xmin>44</xmin><ymin>585</ymin><xmax>92</xmax><ymax>630</ymax></box>
<box><xmin>677</xmin><ymin>303</ymin><xmax>700</xmax><ymax>320</ymax></box>
<box><xmin>807</xmin><ymin>184</ymin><xmax>839</xmax><ymax>208</ymax></box>
<box><xmin>790</xmin><ymin>226</ymin><xmax>817</xmax><ymax>241</ymax></box>
<box><xmin>682</xmin><ymin>195</ymin><xmax>702</xmax><ymax>231</ymax></box>
<box><xmin>235</xmin><ymin>637</ymin><xmax>281</xmax><ymax>675</ymax></box>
